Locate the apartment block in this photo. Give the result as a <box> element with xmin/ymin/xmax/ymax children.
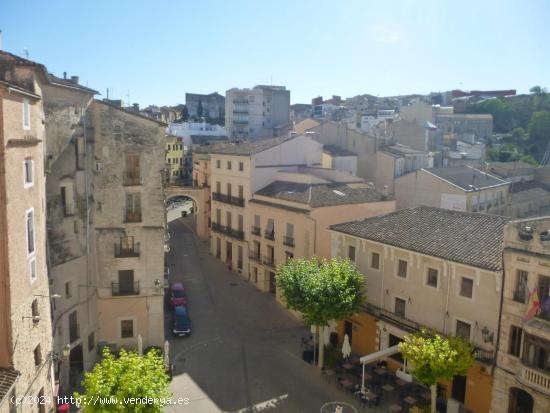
<box><xmin>208</xmin><ymin>135</ymin><xmax>322</xmax><ymax>278</ymax></box>
<box><xmin>42</xmin><ymin>73</ymin><xmax>166</xmax><ymax>393</ymax></box>
<box><xmin>225</xmin><ymin>85</ymin><xmax>290</xmax><ymax>139</ymax></box>
<box><xmin>489</xmin><ymin>218</ymin><xmax>550</xmax><ymax>413</ymax></box>
<box><xmin>330</xmin><ymin>207</ymin><xmax>510</xmax><ymax>413</ymax></box>
<box><xmin>394</xmin><ymin>165</ymin><xmax>510</xmax><ymax>212</ymax></box>
<box><xmin>0</xmin><ymin>51</ymin><xmax>54</xmax><ymax>413</ymax></box>
<box><xmin>165</xmin><ymin>135</ymin><xmax>185</xmax><ymax>183</ymax></box>
<box><xmin>247</xmin><ymin>169</ymin><xmax>395</xmax><ymax>298</ymax></box>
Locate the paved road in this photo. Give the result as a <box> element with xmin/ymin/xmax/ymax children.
<box><xmin>163</xmin><ymin>218</ymin><xmax>361</xmax><ymax>413</ymax></box>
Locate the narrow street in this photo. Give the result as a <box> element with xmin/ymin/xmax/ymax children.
<box><xmin>163</xmin><ymin>217</ymin><xmax>360</xmax><ymax>413</ymax></box>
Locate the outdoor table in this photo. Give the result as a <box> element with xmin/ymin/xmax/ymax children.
<box><xmin>342</xmin><ymin>363</ymin><xmax>354</xmax><ymax>370</ymax></box>
<box><xmin>389</xmin><ymin>404</ymin><xmax>403</xmax><ymax>412</ymax></box>
<box><xmin>341</xmin><ymin>378</ymin><xmax>355</xmax><ymax>392</ymax></box>
<box><xmin>395</xmin><ymin>378</ymin><xmax>407</xmax><ymax>386</ymax></box>
<box><xmin>362</xmin><ymin>390</ymin><xmax>377</xmax><ymax>401</ymax></box>
<box><xmin>404</xmin><ymin>396</ymin><xmax>417</xmax><ymax>405</ymax></box>
<box><xmin>323</xmin><ymin>369</ymin><xmax>336</xmax><ymax>382</ymax></box>
<box><xmin>382</xmin><ymin>384</ymin><xmax>395</xmax><ymax>392</ymax></box>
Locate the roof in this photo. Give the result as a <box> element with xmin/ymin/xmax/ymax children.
<box><xmin>381</xmin><ymin>145</ymin><xmax>426</xmax><ymax>158</ymax></box>
<box><xmin>255</xmin><ymin>181</ymin><xmax>388</xmax><ymax>207</ymax></box>
<box><xmin>330</xmin><ymin>206</ymin><xmax>508</xmax><ymax>271</ymax></box>
<box><xmin>323</xmin><ymin>144</ymin><xmax>357</xmax><ymax>157</ymax></box>
<box><xmin>46</xmin><ymin>73</ymin><xmax>98</xmax><ymax>94</ymax></box>
<box><xmin>205</xmin><ymin>135</ymin><xmax>298</xmax><ymax>156</ymax></box>
<box><xmin>0</xmin><ymin>368</ymin><xmax>19</xmax><ymax>404</ymax></box>
<box><xmin>422</xmin><ymin>165</ymin><xmax>509</xmax><ymax>191</ymax></box>
<box><xmin>293</xmin><ymin>118</ymin><xmax>320</xmax><ymax>134</ymax></box>
<box><xmin>487</xmin><ymin>161</ymin><xmax>536</xmax><ymax>172</ymax></box>
<box><xmin>95</xmin><ymin>100</ymin><xmax>167</xmax><ymax>126</ymax></box>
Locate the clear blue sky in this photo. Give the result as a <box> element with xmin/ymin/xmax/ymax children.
<box><xmin>1</xmin><ymin>0</ymin><xmax>548</xmax><ymax>106</ymax></box>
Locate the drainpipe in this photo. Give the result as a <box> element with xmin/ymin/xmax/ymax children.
<box><xmin>491</xmin><ymin>251</ymin><xmax>506</xmax><ymax>376</ymax></box>
<box><xmin>443</xmin><ymin>262</ymin><xmax>451</xmax><ymax>333</ymax></box>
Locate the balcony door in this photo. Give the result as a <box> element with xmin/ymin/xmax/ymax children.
<box><xmin>119</xmin><ymin>270</ymin><xmax>135</xmax><ymax>295</ymax></box>
<box><xmin>451</xmin><ymin>375</ymin><xmax>466</xmax><ymax>404</ymax></box>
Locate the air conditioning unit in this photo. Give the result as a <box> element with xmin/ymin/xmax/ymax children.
<box><xmin>95</xmin><ymin>162</ymin><xmax>103</xmax><ymax>172</ymax></box>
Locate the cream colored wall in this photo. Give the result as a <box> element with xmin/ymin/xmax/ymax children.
<box><xmin>2</xmin><ymin>82</ymin><xmax>54</xmax><ymax>408</ymax></box>
<box><xmin>322</xmin><ymin>152</ymin><xmax>332</xmax><ymax>168</ymax></box>
<box><xmin>331</xmin><ymin>232</ymin><xmax>500</xmax><ymax>352</ymax></box>
<box><xmin>394</xmin><ymin>170</ymin><xmax>463</xmax><ymax>209</ymax></box>
<box><xmin>374</xmin><ymin>152</ymin><xmax>396</xmax><ymax>193</ymax></box>
<box><xmin>311</xmin><ymin>200</ymin><xmax>395</xmax><ymax>259</ymax></box>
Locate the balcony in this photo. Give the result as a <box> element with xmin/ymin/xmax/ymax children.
<box><xmin>263</xmin><ymin>255</ymin><xmax>275</xmax><ymax>268</ymax></box>
<box><xmin>212</xmin><ymin>192</ymin><xmax>245</xmax><ymax>207</ymax></box>
<box><xmin>233</xmin><ymin>99</ymin><xmax>248</xmax><ymax>105</ymax></box>
<box><xmin>233</xmin><ymin>119</ymin><xmax>248</xmax><ymax>125</ymax></box>
<box><xmin>474</xmin><ymin>347</ymin><xmax>494</xmax><ymax>364</ymax></box>
<box><xmin>283</xmin><ymin>236</ymin><xmax>294</xmax><ymax>247</ymax></box>
<box><xmin>249</xmin><ymin>250</ymin><xmax>261</xmax><ymax>262</ymax></box>
<box><xmin>211</xmin><ymin>223</ymin><xmax>244</xmax><ymax>240</ymax></box>
<box><xmin>124</xmin><ymin>211</ymin><xmax>142</xmax><ymax>223</ymax></box>
<box><xmin>251</xmin><ymin>226</ymin><xmax>261</xmax><ymax>236</ymax></box>
<box><xmin>123</xmin><ymin>171</ymin><xmax>142</xmax><ymax>186</ymax></box>
<box><xmin>233</xmin><ymin>109</ymin><xmax>249</xmax><ymax>114</ymax></box>
<box><xmin>264</xmin><ymin>230</ymin><xmax>275</xmax><ymax>241</ymax></box>
<box><xmin>211</xmin><ymin>222</ymin><xmax>224</xmax><ymax>232</ymax></box>
<box><xmin>519</xmin><ymin>365</ymin><xmax>550</xmax><ymax>395</ymax></box>
<box><xmin>112</xmin><ymin>281</ymin><xmax>140</xmax><ymax>296</ymax></box>
<box><xmin>114</xmin><ymin>242</ymin><xmax>140</xmax><ymax>258</ymax></box>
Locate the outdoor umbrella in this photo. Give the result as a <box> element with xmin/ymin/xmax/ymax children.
<box><xmin>342</xmin><ymin>334</ymin><xmax>351</xmax><ymax>359</ymax></box>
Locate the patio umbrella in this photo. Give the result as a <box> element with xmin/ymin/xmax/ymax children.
<box><xmin>164</xmin><ymin>340</ymin><xmax>170</xmax><ymax>366</ymax></box>
<box><xmin>137</xmin><ymin>334</ymin><xmax>143</xmax><ymax>355</ymax></box>
<box><xmin>341</xmin><ymin>334</ymin><xmax>351</xmax><ymax>359</ymax></box>
<box><xmin>323</xmin><ymin>326</ymin><xmax>331</xmax><ymax>346</ymax></box>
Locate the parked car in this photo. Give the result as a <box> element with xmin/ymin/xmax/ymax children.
<box><xmin>172</xmin><ymin>306</ymin><xmax>191</xmax><ymax>337</ymax></box>
<box><xmin>169</xmin><ymin>282</ymin><xmax>187</xmax><ymax>308</ymax></box>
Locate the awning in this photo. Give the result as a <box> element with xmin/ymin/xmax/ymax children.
<box><xmin>360</xmin><ymin>345</ymin><xmax>400</xmax><ymax>364</ymax></box>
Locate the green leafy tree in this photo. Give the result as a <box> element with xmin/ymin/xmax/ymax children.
<box><xmin>180</xmin><ymin>105</ymin><xmax>189</xmax><ymax>122</ymax></box>
<box><xmin>528</xmin><ymin>111</ymin><xmax>550</xmax><ymax>161</ymax></box>
<box><xmin>399</xmin><ymin>330</ymin><xmax>474</xmax><ymax>413</ymax></box>
<box><xmin>75</xmin><ymin>348</ymin><xmax>171</xmax><ymax>412</ymax></box>
<box><xmin>276</xmin><ymin>257</ymin><xmax>365</xmax><ymax>368</ymax></box>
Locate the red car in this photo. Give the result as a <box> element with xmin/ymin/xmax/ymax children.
<box><xmin>169</xmin><ymin>282</ymin><xmax>187</xmax><ymax>308</ymax></box>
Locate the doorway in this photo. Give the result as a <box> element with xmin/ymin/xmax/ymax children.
<box><xmin>452</xmin><ymin>375</ymin><xmax>467</xmax><ymax>404</ymax></box>
<box><xmin>508</xmin><ymin>387</ymin><xmax>534</xmax><ymax>413</ymax></box>
<box><xmin>69</xmin><ymin>344</ymin><xmax>84</xmax><ymax>388</ymax></box>
<box><xmin>344</xmin><ymin>320</ymin><xmax>353</xmax><ymax>345</ymax></box>
<box><xmin>269</xmin><ymin>272</ymin><xmax>276</xmax><ymax>294</ymax></box>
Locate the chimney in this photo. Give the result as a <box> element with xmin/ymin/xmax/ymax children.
<box><xmin>63</xmin><ymin>71</ymin><xmax>67</xmax><ymax>79</ymax></box>
<box><xmin>70</xmin><ymin>75</ymin><xmax>79</xmax><ymax>84</ymax></box>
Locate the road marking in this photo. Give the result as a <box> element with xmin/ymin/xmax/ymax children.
<box><xmin>173</xmin><ymin>336</ymin><xmax>222</xmax><ymax>361</ymax></box>
<box><xmin>228</xmin><ymin>394</ymin><xmax>289</xmax><ymax>413</ymax></box>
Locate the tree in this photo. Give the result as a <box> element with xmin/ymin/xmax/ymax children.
<box><xmin>180</xmin><ymin>105</ymin><xmax>189</xmax><ymax>122</ymax></box>
<box><xmin>398</xmin><ymin>330</ymin><xmax>475</xmax><ymax>413</ymax></box>
<box><xmin>276</xmin><ymin>257</ymin><xmax>365</xmax><ymax>369</ymax></box>
<box><xmin>75</xmin><ymin>348</ymin><xmax>171</xmax><ymax>412</ymax></box>
<box><xmin>528</xmin><ymin>111</ymin><xmax>550</xmax><ymax>161</ymax></box>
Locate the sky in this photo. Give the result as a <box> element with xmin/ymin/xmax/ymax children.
<box><xmin>1</xmin><ymin>0</ymin><xmax>548</xmax><ymax>106</ymax></box>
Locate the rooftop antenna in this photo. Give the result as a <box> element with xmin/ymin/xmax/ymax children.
<box><xmin>23</xmin><ymin>48</ymin><xmax>29</xmax><ymax>59</ymax></box>
<box><xmin>106</xmin><ymin>88</ymin><xmax>109</xmax><ymax>100</ymax></box>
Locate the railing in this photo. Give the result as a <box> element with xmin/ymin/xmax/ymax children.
<box><xmin>233</xmin><ymin>109</ymin><xmax>249</xmax><ymax>114</ymax></box>
<box><xmin>211</xmin><ymin>222</ymin><xmax>223</xmax><ymax>232</ymax></box>
<box><xmin>112</xmin><ymin>281</ymin><xmax>140</xmax><ymax>296</ymax></box>
<box><xmin>251</xmin><ymin>226</ymin><xmax>261</xmax><ymax>236</ymax></box>
<box><xmin>233</xmin><ymin>99</ymin><xmax>248</xmax><ymax>105</ymax></box>
<box><xmin>249</xmin><ymin>250</ymin><xmax>261</xmax><ymax>262</ymax></box>
<box><xmin>519</xmin><ymin>365</ymin><xmax>550</xmax><ymax>395</ymax></box>
<box><xmin>124</xmin><ymin>211</ymin><xmax>142</xmax><ymax>223</ymax></box>
<box><xmin>263</xmin><ymin>255</ymin><xmax>275</xmax><ymax>268</ymax></box>
<box><xmin>114</xmin><ymin>242</ymin><xmax>140</xmax><ymax>258</ymax></box>
<box><xmin>536</xmin><ymin>308</ymin><xmax>550</xmax><ymax>321</ymax></box>
<box><xmin>212</xmin><ymin>192</ymin><xmax>245</xmax><ymax>207</ymax></box>
<box><xmin>264</xmin><ymin>230</ymin><xmax>275</xmax><ymax>241</ymax></box>
<box><xmin>283</xmin><ymin>236</ymin><xmax>294</xmax><ymax>247</ymax></box>
<box><xmin>211</xmin><ymin>223</ymin><xmax>244</xmax><ymax>240</ymax></box>
<box><xmin>233</xmin><ymin>119</ymin><xmax>248</xmax><ymax>125</ymax></box>
<box><xmin>123</xmin><ymin>171</ymin><xmax>142</xmax><ymax>186</ymax></box>
<box><xmin>513</xmin><ymin>289</ymin><xmax>527</xmax><ymax>304</ymax></box>
<box><xmin>474</xmin><ymin>347</ymin><xmax>494</xmax><ymax>364</ymax></box>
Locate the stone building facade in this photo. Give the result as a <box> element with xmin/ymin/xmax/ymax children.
<box><xmin>490</xmin><ymin>218</ymin><xmax>550</xmax><ymax>413</ymax></box>
<box><xmin>0</xmin><ymin>51</ymin><xmax>54</xmax><ymax>413</ymax></box>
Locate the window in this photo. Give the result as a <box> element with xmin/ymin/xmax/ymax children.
<box><xmin>285</xmin><ymin>251</ymin><xmax>294</xmax><ymax>261</ymax></box>
<box><xmin>348</xmin><ymin>246</ymin><xmax>356</xmax><ymax>262</ymax></box>
<box><xmin>26</xmin><ymin>209</ymin><xmax>35</xmax><ymax>255</ymax></box>
<box><xmin>371</xmin><ymin>252</ymin><xmax>380</xmax><ymax>270</ymax></box>
<box><xmin>88</xmin><ymin>332</ymin><xmax>95</xmax><ymax>352</ymax></box>
<box><xmin>238</xmin><ymin>185</ymin><xmax>244</xmax><ymax>199</ymax></box>
<box><xmin>65</xmin><ymin>281</ymin><xmax>72</xmax><ymax>298</ymax></box>
<box><xmin>238</xmin><ymin>214</ymin><xmax>243</xmax><ymax>231</ymax></box>
<box><xmin>266</xmin><ymin>218</ymin><xmax>274</xmax><ymax>239</ymax></box>
<box><xmin>124</xmin><ymin>154</ymin><xmax>141</xmax><ymax>185</ymax></box>
<box><xmin>29</xmin><ymin>258</ymin><xmax>37</xmax><ymax>282</ymax></box>
<box><xmin>216</xmin><ymin>160</ymin><xmax>221</xmax><ymax>168</ymax></box>
<box><xmin>22</xmin><ymin>98</ymin><xmax>30</xmax><ymax>130</ymax></box>
<box><xmin>397</xmin><ymin>259</ymin><xmax>407</xmax><ymax>278</ymax></box>
<box><xmin>69</xmin><ymin>311</ymin><xmax>79</xmax><ymax>342</ymax></box>
<box><xmin>121</xmin><ymin>319</ymin><xmax>134</xmax><ymax>338</ymax></box>
<box><xmin>31</xmin><ymin>299</ymin><xmax>39</xmax><ymax>319</ymax></box>
<box><xmin>60</xmin><ymin>183</ymin><xmax>74</xmax><ymax>216</ymax></box>
<box><xmin>522</xmin><ymin>334</ymin><xmax>550</xmax><ymax>371</ymax></box>
<box><xmin>227</xmin><ymin>161</ymin><xmax>232</xmax><ymax>170</ymax></box>
<box><xmin>125</xmin><ymin>193</ymin><xmax>142</xmax><ymax>222</ymax></box>
<box><xmin>426</xmin><ymin>268</ymin><xmax>439</xmax><ymax>288</ymax></box>
<box><xmin>239</xmin><ymin>162</ymin><xmax>244</xmax><ymax>172</ymax></box>
<box><xmin>459</xmin><ymin>277</ymin><xmax>474</xmax><ymax>299</ymax></box>
<box><xmin>513</xmin><ymin>270</ymin><xmax>528</xmax><ymax>303</ymax></box>
<box><xmin>216</xmin><ymin>208</ymin><xmax>221</xmax><ymax>223</ymax></box>
<box><xmin>227</xmin><ymin>183</ymin><xmax>232</xmax><ymax>197</ymax></box>
<box><xmin>167</xmin><ymin>144</ymin><xmax>171</xmax><ymax>151</ymax></box>
<box><xmin>34</xmin><ymin>344</ymin><xmax>42</xmax><ymax>366</ymax></box>
<box><xmin>394</xmin><ymin>297</ymin><xmax>406</xmax><ymax>317</ymax></box>
<box><xmin>226</xmin><ymin>211</ymin><xmax>232</xmax><ymax>229</ymax></box>
<box><xmin>116</xmin><ymin>270</ymin><xmax>136</xmax><ymax>296</ymax></box>
<box><xmin>23</xmin><ymin>158</ymin><xmax>33</xmax><ymax>187</ymax></box>
<box><xmin>509</xmin><ymin>325</ymin><xmax>523</xmax><ymax>357</ymax></box>
<box><xmin>455</xmin><ymin>320</ymin><xmax>472</xmax><ymax>340</ymax></box>
<box><xmin>216</xmin><ymin>181</ymin><xmax>221</xmax><ymax>194</ymax></box>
